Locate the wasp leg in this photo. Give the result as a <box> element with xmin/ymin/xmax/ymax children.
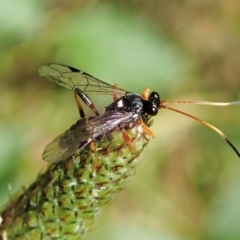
<box><xmin>138</xmin><ymin>118</ymin><xmax>155</xmax><ymax>138</ymax></box>
<box><xmin>121</xmin><ymin>128</ymin><xmax>134</xmax><ymax>152</ymax></box>
<box><xmin>76</xmin><ymin>92</ymin><xmax>100</xmax><ymax>116</ymax></box>
<box><xmin>141</xmin><ymin>88</ymin><xmax>151</xmax><ymax>100</ymax></box>
<box><xmin>113</xmin><ymin>84</ymin><xmax>120</xmax><ymax>102</ymax></box>
<box><xmin>74</xmin><ymin>92</ymin><xmax>85</xmax><ymax>118</ymax></box>
<box><xmin>90</xmin><ymin>141</ymin><xmax>98</xmax><ymax>172</ymax></box>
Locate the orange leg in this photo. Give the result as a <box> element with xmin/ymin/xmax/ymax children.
<box><xmin>74</xmin><ymin>92</ymin><xmax>85</xmax><ymax>118</ymax></box>
<box><xmin>113</xmin><ymin>84</ymin><xmax>120</xmax><ymax>102</ymax></box>
<box><xmin>90</xmin><ymin>141</ymin><xmax>98</xmax><ymax>172</ymax></box>
<box><xmin>141</xmin><ymin>88</ymin><xmax>151</xmax><ymax>100</ymax></box>
<box><xmin>138</xmin><ymin>118</ymin><xmax>155</xmax><ymax>138</ymax></box>
<box><xmin>76</xmin><ymin>92</ymin><xmax>100</xmax><ymax>116</ymax></box>
<box><xmin>121</xmin><ymin>128</ymin><xmax>134</xmax><ymax>152</ymax></box>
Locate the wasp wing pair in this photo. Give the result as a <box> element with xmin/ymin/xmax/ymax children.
<box><xmin>42</xmin><ymin>111</ymin><xmax>134</xmax><ymax>163</ymax></box>
<box><xmin>39</xmin><ymin>64</ymin><xmax>135</xmax><ymax>163</ymax></box>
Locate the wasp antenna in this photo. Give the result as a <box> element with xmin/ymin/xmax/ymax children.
<box><xmin>160</xmin><ymin>104</ymin><xmax>240</xmax><ymax>158</ymax></box>
<box><xmin>161</xmin><ymin>100</ymin><xmax>240</xmax><ymax>107</ymax></box>
<box><xmin>225</xmin><ymin>139</ymin><xmax>240</xmax><ymax>158</ymax></box>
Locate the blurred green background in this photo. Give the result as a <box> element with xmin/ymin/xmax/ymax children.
<box><xmin>0</xmin><ymin>0</ymin><xmax>240</xmax><ymax>239</ymax></box>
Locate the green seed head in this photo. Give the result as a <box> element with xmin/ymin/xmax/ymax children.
<box><xmin>0</xmin><ymin>122</ymin><xmax>150</xmax><ymax>240</ymax></box>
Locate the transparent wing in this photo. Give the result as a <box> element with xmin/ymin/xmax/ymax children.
<box><xmin>39</xmin><ymin>64</ymin><xmax>127</xmax><ymax>96</ymax></box>
<box><xmin>42</xmin><ymin>111</ymin><xmax>133</xmax><ymax>163</ymax></box>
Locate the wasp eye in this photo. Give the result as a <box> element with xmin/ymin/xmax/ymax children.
<box><xmin>148</xmin><ymin>92</ymin><xmax>160</xmax><ymax>106</ymax></box>
<box><xmin>148</xmin><ymin>105</ymin><xmax>158</xmax><ymax>116</ymax></box>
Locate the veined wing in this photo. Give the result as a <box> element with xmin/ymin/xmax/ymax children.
<box><xmin>42</xmin><ymin>111</ymin><xmax>133</xmax><ymax>163</ymax></box>
<box><xmin>39</xmin><ymin>64</ymin><xmax>127</xmax><ymax>96</ymax></box>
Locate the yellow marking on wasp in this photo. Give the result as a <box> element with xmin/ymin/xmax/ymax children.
<box><xmin>141</xmin><ymin>88</ymin><xmax>151</xmax><ymax>100</ymax></box>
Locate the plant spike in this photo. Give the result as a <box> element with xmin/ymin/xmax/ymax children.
<box><xmin>0</xmin><ymin>122</ymin><xmax>150</xmax><ymax>240</ymax></box>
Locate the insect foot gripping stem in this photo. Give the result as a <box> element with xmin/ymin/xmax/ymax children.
<box><xmin>0</xmin><ymin>122</ymin><xmax>150</xmax><ymax>240</ymax></box>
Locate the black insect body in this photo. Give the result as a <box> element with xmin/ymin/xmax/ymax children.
<box><xmin>39</xmin><ymin>64</ymin><xmax>240</xmax><ymax>163</ymax></box>
<box><xmin>106</xmin><ymin>92</ymin><xmax>160</xmax><ymax>122</ymax></box>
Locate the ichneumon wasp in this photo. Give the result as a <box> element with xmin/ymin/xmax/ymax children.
<box><xmin>39</xmin><ymin>64</ymin><xmax>240</xmax><ymax>164</ymax></box>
